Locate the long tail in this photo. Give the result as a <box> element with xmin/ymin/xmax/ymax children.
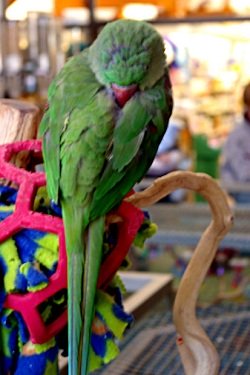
<box><xmin>62</xmin><ymin>201</ymin><xmax>105</xmax><ymax>375</ymax></box>
<box><xmin>79</xmin><ymin>216</ymin><xmax>105</xmax><ymax>374</ymax></box>
<box><xmin>62</xmin><ymin>202</ymin><xmax>85</xmax><ymax>375</ymax></box>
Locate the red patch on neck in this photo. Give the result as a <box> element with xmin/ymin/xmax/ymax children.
<box><xmin>112</xmin><ymin>83</ymin><xmax>138</xmax><ymax>107</ymax></box>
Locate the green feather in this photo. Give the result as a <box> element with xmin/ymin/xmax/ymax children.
<box><xmin>61</xmin><ymin>201</ymin><xmax>85</xmax><ymax>375</ymax></box>
<box><xmin>113</xmin><ymin>132</ymin><xmax>145</xmax><ymax>172</ymax></box>
<box><xmin>79</xmin><ymin>216</ymin><xmax>105</xmax><ymax>374</ymax></box>
<box><xmin>39</xmin><ymin>50</ymin><xmax>102</xmax><ymax>203</ymax></box>
<box><xmin>113</xmin><ymin>94</ymin><xmax>151</xmax><ymax>143</ymax></box>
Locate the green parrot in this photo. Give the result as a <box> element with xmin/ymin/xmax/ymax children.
<box><xmin>39</xmin><ymin>19</ymin><xmax>173</xmax><ymax>375</ymax></box>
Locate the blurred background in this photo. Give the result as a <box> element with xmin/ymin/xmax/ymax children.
<box><xmin>1</xmin><ymin>0</ymin><xmax>250</xmax><ymax>111</ymax></box>
<box><xmin>1</xmin><ymin>1</ymin><xmax>250</xmax><ymax>172</ymax></box>
<box><xmin>1</xmin><ymin>0</ymin><xmax>250</xmax><ymax>304</ymax></box>
<box><xmin>1</xmin><ymin>4</ymin><xmax>250</xmax><ymax>373</ymax></box>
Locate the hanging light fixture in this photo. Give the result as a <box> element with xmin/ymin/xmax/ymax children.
<box><xmin>6</xmin><ymin>0</ymin><xmax>54</xmax><ymax>21</ymax></box>
<box><xmin>121</xmin><ymin>3</ymin><xmax>159</xmax><ymax>21</ymax></box>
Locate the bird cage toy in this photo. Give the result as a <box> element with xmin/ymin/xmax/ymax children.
<box><xmin>0</xmin><ymin>139</ymin><xmax>158</xmax><ymax>374</ymax></box>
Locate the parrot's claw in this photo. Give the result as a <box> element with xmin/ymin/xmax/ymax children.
<box><xmin>105</xmin><ymin>213</ymin><xmax>123</xmax><ymax>227</ymax></box>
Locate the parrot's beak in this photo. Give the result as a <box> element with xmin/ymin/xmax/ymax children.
<box><xmin>111</xmin><ymin>83</ymin><xmax>138</xmax><ymax>107</ymax></box>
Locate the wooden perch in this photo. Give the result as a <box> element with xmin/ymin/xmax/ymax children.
<box><xmin>127</xmin><ymin>171</ymin><xmax>233</xmax><ymax>375</ymax></box>
<box><xmin>0</xmin><ymin>99</ymin><xmax>40</xmax><ymax>169</ymax></box>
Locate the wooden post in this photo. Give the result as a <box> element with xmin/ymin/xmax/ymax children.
<box><xmin>127</xmin><ymin>171</ymin><xmax>233</xmax><ymax>375</ymax></box>
<box><xmin>0</xmin><ymin>99</ymin><xmax>41</xmax><ymax>168</ymax></box>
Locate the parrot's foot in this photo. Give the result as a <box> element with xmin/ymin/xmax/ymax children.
<box><xmin>22</xmin><ymin>341</ymin><xmax>36</xmax><ymax>356</ymax></box>
<box><xmin>105</xmin><ymin>213</ymin><xmax>123</xmax><ymax>227</ymax></box>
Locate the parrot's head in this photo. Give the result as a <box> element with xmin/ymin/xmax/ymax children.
<box><xmin>89</xmin><ymin>19</ymin><xmax>166</xmax><ymax>107</ymax></box>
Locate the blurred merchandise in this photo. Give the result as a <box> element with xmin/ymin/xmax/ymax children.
<box><xmin>4</xmin><ymin>20</ymin><xmax>22</xmax><ymax>98</ymax></box>
<box><xmin>193</xmin><ymin>133</ymin><xmax>221</xmax><ymax>178</ymax></box>
<box><xmin>0</xmin><ymin>12</ymin><xmax>65</xmax><ymax>102</ymax></box>
<box><xmin>0</xmin><ymin>20</ymin><xmax>5</xmax><ymax>97</ymax></box>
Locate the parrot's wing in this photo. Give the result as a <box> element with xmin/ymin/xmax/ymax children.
<box><xmin>112</xmin><ymin>94</ymin><xmax>151</xmax><ymax>171</ymax></box>
<box><xmin>58</xmin><ymin>90</ymin><xmax>115</xmax><ymax>375</ymax></box>
<box><xmin>80</xmin><ymin>216</ymin><xmax>105</xmax><ymax>375</ymax></box>
<box><xmin>39</xmin><ymin>50</ymin><xmax>102</xmax><ymax>203</ymax></box>
<box><xmin>90</xmin><ymin>74</ymin><xmax>173</xmax><ymax>219</ymax></box>
<box><xmin>59</xmin><ymin>90</ymin><xmax>116</xmax><ymax>206</ymax></box>
<box><xmin>39</xmin><ymin>50</ymin><xmax>117</xmax><ymax>375</ymax></box>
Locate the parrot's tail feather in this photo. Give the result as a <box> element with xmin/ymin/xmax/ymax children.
<box><xmin>61</xmin><ymin>202</ymin><xmax>85</xmax><ymax>375</ymax></box>
<box><xmin>79</xmin><ymin>216</ymin><xmax>105</xmax><ymax>375</ymax></box>
<box><xmin>62</xmin><ymin>201</ymin><xmax>105</xmax><ymax>375</ymax></box>
<box><xmin>68</xmin><ymin>251</ymin><xmax>84</xmax><ymax>375</ymax></box>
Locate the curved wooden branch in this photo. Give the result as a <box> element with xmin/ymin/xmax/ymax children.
<box><xmin>127</xmin><ymin>171</ymin><xmax>233</xmax><ymax>375</ymax></box>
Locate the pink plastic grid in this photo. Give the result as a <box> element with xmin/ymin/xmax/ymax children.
<box><xmin>1</xmin><ymin>140</ymin><xmax>144</xmax><ymax>344</ymax></box>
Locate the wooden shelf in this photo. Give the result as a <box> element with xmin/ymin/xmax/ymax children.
<box><xmin>121</xmin><ymin>271</ymin><xmax>173</xmax><ymax>319</ymax></box>
<box><xmin>63</xmin><ymin>13</ymin><xmax>250</xmax><ymax>30</ymax></box>
<box><xmin>151</xmin><ymin>14</ymin><xmax>250</xmax><ymax>25</ymax></box>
